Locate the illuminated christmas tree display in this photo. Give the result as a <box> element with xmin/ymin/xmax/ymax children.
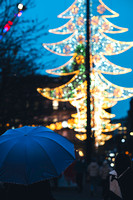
<box><xmin>37</xmin><ymin>0</ymin><xmax>133</xmax><ymax>146</ymax></box>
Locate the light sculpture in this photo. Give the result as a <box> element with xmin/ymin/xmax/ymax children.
<box><xmin>37</xmin><ymin>0</ymin><xmax>133</xmax><ymax>146</ymax></box>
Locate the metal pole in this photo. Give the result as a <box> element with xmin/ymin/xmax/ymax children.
<box><xmin>86</xmin><ymin>0</ymin><xmax>92</xmax><ymax>163</ymax></box>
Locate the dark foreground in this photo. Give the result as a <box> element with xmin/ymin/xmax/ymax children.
<box><xmin>52</xmin><ymin>183</ymin><xmax>103</xmax><ymax>200</ymax></box>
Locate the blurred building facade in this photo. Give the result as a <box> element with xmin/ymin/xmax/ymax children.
<box><xmin>1</xmin><ymin>74</ymin><xmax>133</xmax><ymax>160</ymax></box>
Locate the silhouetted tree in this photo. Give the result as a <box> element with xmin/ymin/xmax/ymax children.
<box><xmin>0</xmin><ymin>0</ymin><xmax>50</xmax><ymax>79</ymax></box>
<box><xmin>0</xmin><ymin>0</ymin><xmax>55</xmax><ymax>132</ymax></box>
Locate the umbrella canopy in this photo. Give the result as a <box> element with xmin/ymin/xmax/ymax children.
<box><xmin>0</xmin><ymin>126</ymin><xmax>75</xmax><ymax>185</ymax></box>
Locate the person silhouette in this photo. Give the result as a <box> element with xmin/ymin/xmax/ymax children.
<box><xmin>103</xmin><ymin>153</ymin><xmax>133</xmax><ymax>200</ymax></box>
<box><xmin>74</xmin><ymin>157</ymin><xmax>86</xmax><ymax>193</ymax></box>
<box><xmin>87</xmin><ymin>158</ymin><xmax>99</xmax><ymax>196</ymax></box>
<box><xmin>100</xmin><ymin>160</ymin><xmax>111</xmax><ymax>195</ymax></box>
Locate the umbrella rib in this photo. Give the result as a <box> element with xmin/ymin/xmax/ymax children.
<box><xmin>31</xmin><ymin>138</ymin><xmax>59</xmax><ymax>176</ymax></box>
<box><xmin>0</xmin><ymin>140</ymin><xmax>18</xmax><ymax>168</ymax></box>
<box><xmin>34</xmin><ymin>136</ymin><xmax>75</xmax><ymax>159</ymax></box>
<box><xmin>24</xmin><ymin>138</ymin><xmax>29</xmax><ymax>184</ymax></box>
<box><xmin>34</xmin><ymin>132</ymin><xmax>73</xmax><ymax>144</ymax></box>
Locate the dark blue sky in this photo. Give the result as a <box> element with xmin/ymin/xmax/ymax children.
<box><xmin>24</xmin><ymin>0</ymin><xmax>133</xmax><ymax>119</ymax></box>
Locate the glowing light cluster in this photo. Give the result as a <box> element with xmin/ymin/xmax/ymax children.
<box><xmin>38</xmin><ymin>0</ymin><xmax>133</xmax><ymax>146</ymax></box>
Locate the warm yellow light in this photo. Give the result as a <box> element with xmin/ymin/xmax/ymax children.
<box><xmin>112</xmin><ymin>158</ymin><xmax>115</xmax><ymax>162</ymax></box>
<box><xmin>49</xmin><ymin>124</ymin><xmax>56</xmax><ymax>130</ymax></box>
<box><xmin>79</xmin><ymin>150</ymin><xmax>84</xmax><ymax>157</ymax></box>
<box><xmin>75</xmin><ymin>133</ymin><xmax>87</xmax><ymax>141</ymax></box>
<box><xmin>130</xmin><ymin>132</ymin><xmax>133</xmax><ymax>136</ymax></box>
<box><xmin>55</xmin><ymin>122</ymin><xmax>62</xmax><ymax>130</ymax></box>
<box><xmin>31</xmin><ymin>125</ymin><xmax>36</xmax><ymax>127</ymax></box>
<box><xmin>18</xmin><ymin>124</ymin><xmax>23</xmax><ymax>128</ymax></box>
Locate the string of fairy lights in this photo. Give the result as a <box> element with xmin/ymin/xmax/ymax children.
<box><xmin>37</xmin><ymin>0</ymin><xmax>133</xmax><ymax>147</ymax></box>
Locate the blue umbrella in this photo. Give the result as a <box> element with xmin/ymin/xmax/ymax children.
<box><xmin>0</xmin><ymin>126</ymin><xmax>75</xmax><ymax>185</ymax></box>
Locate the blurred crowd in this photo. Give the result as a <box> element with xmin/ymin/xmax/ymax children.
<box><xmin>50</xmin><ymin>154</ymin><xmax>112</xmax><ymax>197</ymax></box>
